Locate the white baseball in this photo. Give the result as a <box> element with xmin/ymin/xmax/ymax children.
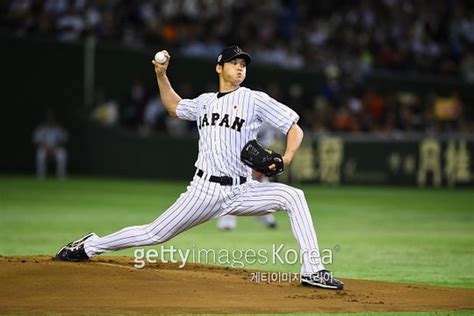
<box><xmin>154</xmin><ymin>51</ymin><xmax>167</xmax><ymax>64</ymax></box>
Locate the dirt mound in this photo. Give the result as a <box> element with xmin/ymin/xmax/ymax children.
<box><xmin>1</xmin><ymin>256</ymin><xmax>473</xmax><ymax>314</ymax></box>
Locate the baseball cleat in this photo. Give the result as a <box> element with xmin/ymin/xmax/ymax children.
<box><xmin>54</xmin><ymin>233</ymin><xmax>95</xmax><ymax>262</ymax></box>
<box><xmin>267</xmin><ymin>221</ymin><xmax>278</xmax><ymax>229</ymax></box>
<box><xmin>218</xmin><ymin>225</ymin><xmax>235</xmax><ymax>231</ymax></box>
<box><xmin>258</xmin><ymin>214</ymin><xmax>278</xmax><ymax>229</ymax></box>
<box><xmin>301</xmin><ymin>270</ymin><xmax>344</xmax><ymax>290</ymax></box>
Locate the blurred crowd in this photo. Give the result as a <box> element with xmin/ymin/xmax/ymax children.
<box><xmin>3</xmin><ymin>0</ymin><xmax>473</xmax><ymax>135</ymax></box>
<box><xmin>3</xmin><ymin>0</ymin><xmax>474</xmax><ymax>80</ymax></box>
<box><xmin>92</xmin><ymin>74</ymin><xmax>473</xmax><ymax>136</ymax></box>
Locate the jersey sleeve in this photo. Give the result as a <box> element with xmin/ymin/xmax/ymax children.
<box><xmin>176</xmin><ymin>97</ymin><xmax>199</xmax><ymax>121</ymax></box>
<box><xmin>254</xmin><ymin>91</ymin><xmax>300</xmax><ymax>134</ymax></box>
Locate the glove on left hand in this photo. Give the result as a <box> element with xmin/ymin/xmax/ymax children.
<box><xmin>240</xmin><ymin>139</ymin><xmax>284</xmax><ymax>177</ymax></box>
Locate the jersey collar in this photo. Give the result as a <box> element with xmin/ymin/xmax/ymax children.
<box><xmin>217</xmin><ymin>87</ymin><xmax>240</xmax><ymax>98</ymax></box>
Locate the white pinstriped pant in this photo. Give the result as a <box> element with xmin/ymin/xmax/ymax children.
<box><xmin>84</xmin><ymin>172</ymin><xmax>325</xmax><ymax>274</ymax></box>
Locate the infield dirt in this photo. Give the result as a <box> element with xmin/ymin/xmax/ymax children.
<box><xmin>1</xmin><ymin>256</ymin><xmax>473</xmax><ymax>314</ymax></box>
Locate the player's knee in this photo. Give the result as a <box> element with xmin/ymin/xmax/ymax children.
<box><xmin>297</xmin><ymin>188</ymin><xmax>307</xmax><ymax>201</ymax></box>
<box><xmin>143</xmin><ymin>226</ymin><xmax>166</xmax><ymax>244</ymax></box>
<box><xmin>289</xmin><ymin>186</ymin><xmax>305</xmax><ymax>200</ymax></box>
<box><xmin>148</xmin><ymin>234</ymin><xmax>165</xmax><ymax>245</ymax></box>
<box><xmin>286</xmin><ymin>187</ymin><xmax>307</xmax><ymax>208</ymax></box>
<box><xmin>277</xmin><ymin>186</ymin><xmax>304</xmax><ymax>210</ymax></box>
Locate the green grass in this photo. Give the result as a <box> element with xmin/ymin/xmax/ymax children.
<box><xmin>2</xmin><ymin>313</ymin><xmax>473</xmax><ymax>316</ymax></box>
<box><xmin>240</xmin><ymin>314</ymin><xmax>474</xmax><ymax>316</ymax></box>
<box><xmin>0</xmin><ymin>176</ymin><xmax>473</xmax><ymax>289</ymax></box>
<box><xmin>241</xmin><ymin>314</ymin><xmax>474</xmax><ymax>316</ymax></box>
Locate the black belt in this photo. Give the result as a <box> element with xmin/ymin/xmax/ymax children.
<box><xmin>197</xmin><ymin>169</ymin><xmax>246</xmax><ymax>186</ymax></box>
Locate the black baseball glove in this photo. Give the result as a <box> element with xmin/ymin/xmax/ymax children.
<box><xmin>240</xmin><ymin>139</ymin><xmax>284</xmax><ymax>177</ymax></box>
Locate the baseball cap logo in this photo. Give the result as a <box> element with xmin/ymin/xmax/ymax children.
<box><xmin>216</xmin><ymin>45</ymin><xmax>251</xmax><ymax>65</ymax></box>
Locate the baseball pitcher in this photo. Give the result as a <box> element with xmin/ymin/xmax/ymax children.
<box><xmin>55</xmin><ymin>46</ymin><xmax>344</xmax><ymax>290</ymax></box>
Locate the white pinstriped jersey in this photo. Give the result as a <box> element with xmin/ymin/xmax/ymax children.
<box><xmin>80</xmin><ymin>63</ymin><xmax>328</xmax><ymax>277</ymax></box>
<box><xmin>176</xmin><ymin>87</ymin><xmax>299</xmax><ymax>177</ymax></box>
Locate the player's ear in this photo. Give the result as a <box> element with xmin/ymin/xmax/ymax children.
<box><xmin>216</xmin><ymin>63</ymin><xmax>222</xmax><ymax>74</ymax></box>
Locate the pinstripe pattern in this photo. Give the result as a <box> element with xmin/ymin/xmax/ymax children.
<box><xmin>176</xmin><ymin>87</ymin><xmax>299</xmax><ymax>177</ymax></box>
<box><xmin>85</xmin><ymin>175</ymin><xmax>222</xmax><ymax>255</ymax></box>
<box><xmin>84</xmin><ymin>86</ymin><xmax>325</xmax><ymax>275</ymax></box>
<box><xmin>221</xmin><ymin>181</ymin><xmax>324</xmax><ymax>274</ymax></box>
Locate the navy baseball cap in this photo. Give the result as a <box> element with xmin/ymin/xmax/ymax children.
<box><xmin>217</xmin><ymin>45</ymin><xmax>252</xmax><ymax>65</ymax></box>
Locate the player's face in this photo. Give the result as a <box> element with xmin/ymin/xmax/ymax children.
<box><xmin>220</xmin><ymin>58</ymin><xmax>247</xmax><ymax>85</ymax></box>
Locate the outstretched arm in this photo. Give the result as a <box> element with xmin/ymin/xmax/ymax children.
<box><xmin>282</xmin><ymin>123</ymin><xmax>304</xmax><ymax>166</ymax></box>
<box><xmin>152</xmin><ymin>50</ymin><xmax>181</xmax><ymax>117</ymax></box>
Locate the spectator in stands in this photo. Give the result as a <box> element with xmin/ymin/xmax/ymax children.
<box><xmin>56</xmin><ymin>3</ymin><xmax>84</xmax><ymax>42</ymax></box>
<box><xmin>3</xmin><ymin>0</ymin><xmax>473</xmax><ymax>77</ymax></box>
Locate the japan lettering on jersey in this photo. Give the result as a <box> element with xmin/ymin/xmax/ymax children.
<box><xmin>176</xmin><ymin>87</ymin><xmax>299</xmax><ymax>177</ymax></box>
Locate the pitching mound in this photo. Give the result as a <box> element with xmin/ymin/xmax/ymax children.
<box><xmin>1</xmin><ymin>256</ymin><xmax>473</xmax><ymax>314</ymax></box>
